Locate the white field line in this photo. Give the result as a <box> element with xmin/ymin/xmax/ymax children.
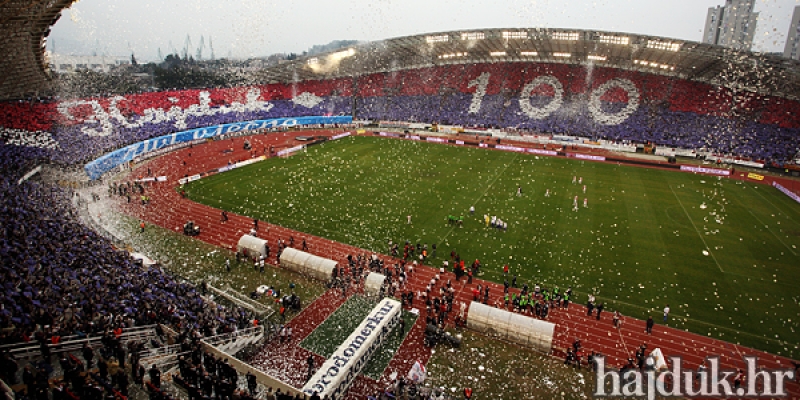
<box><xmin>669</xmin><ymin>184</ymin><xmax>724</xmax><ymax>273</ymax></box>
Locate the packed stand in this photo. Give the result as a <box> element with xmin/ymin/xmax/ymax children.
<box><xmin>3</xmin><ymin>61</ymin><xmax>800</xmax><ymax>165</ymax></box>
<box><xmin>0</xmin><ymin>143</ymin><xmax>261</xmax><ymax>399</ymax></box>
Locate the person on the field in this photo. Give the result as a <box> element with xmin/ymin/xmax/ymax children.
<box><xmin>646</xmin><ymin>316</ymin><xmax>654</xmax><ymax>334</ymax></box>
<box><xmin>517</xmin><ymin>186</ymin><xmax>522</xmax><ymax>196</ymax></box>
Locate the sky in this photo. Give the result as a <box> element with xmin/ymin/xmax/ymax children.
<box><xmin>47</xmin><ymin>0</ymin><xmax>798</xmax><ymax>62</ymax></box>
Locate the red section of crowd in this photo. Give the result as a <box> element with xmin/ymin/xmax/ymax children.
<box><xmin>2</xmin><ymin>62</ymin><xmax>800</xmax><ymax>134</ymax></box>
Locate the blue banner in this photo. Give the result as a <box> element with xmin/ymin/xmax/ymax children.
<box><xmin>84</xmin><ymin>115</ymin><xmax>352</xmax><ymax>180</ymax></box>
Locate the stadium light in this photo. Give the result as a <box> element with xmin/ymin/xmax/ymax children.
<box><xmin>587</xmin><ymin>55</ymin><xmax>607</xmax><ymax>61</ymax></box>
<box><xmin>490</xmin><ymin>51</ymin><xmax>507</xmax><ymax>57</ymax></box>
<box><xmin>462</xmin><ymin>32</ymin><xmax>485</xmax><ymax>40</ymax></box>
<box><xmin>551</xmin><ymin>32</ymin><xmax>579</xmax><ymax>41</ymax></box>
<box><xmin>502</xmin><ymin>31</ymin><xmax>528</xmax><ymax>40</ymax></box>
<box><xmin>553</xmin><ymin>52</ymin><xmax>571</xmax><ymax>58</ymax></box>
<box><xmin>647</xmin><ymin>40</ymin><xmax>681</xmax><ymax>52</ymax></box>
<box><xmin>438</xmin><ymin>52</ymin><xmax>467</xmax><ymax>59</ymax></box>
<box><xmin>520</xmin><ymin>51</ymin><xmax>538</xmax><ymax>56</ymax></box>
<box><xmin>329</xmin><ymin>48</ymin><xmax>356</xmax><ymax>61</ymax></box>
<box><xmin>634</xmin><ymin>59</ymin><xmax>675</xmax><ymax>71</ymax></box>
<box><xmin>646</xmin><ymin>40</ymin><xmax>681</xmax><ymax>52</ymax></box>
<box><xmin>426</xmin><ymin>34</ymin><xmax>450</xmax><ymax>43</ymax></box>
<box><xmin>599</xmin><ymin>35</ymin><xmax>630</xmax><ymax>45</ymax></box>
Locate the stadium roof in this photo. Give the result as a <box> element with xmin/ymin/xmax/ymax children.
<box><xmin>254</xmin><ymin>28</ymin><xmax>800</xmax><ymax>101</ymax></box>
<box><xmin>1</xmin><ymin>5</ymin><xmax>799</xmax><ymax>102</ymax></box>
<box><xmin>0</xmin><ymin>0</ymin><xmax>76</xmax><ymax>101</ymax></box>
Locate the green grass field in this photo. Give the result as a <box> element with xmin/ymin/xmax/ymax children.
<box><xmin>298</xmin><ymin>295</ymin><xmax>416</xmax><ymax>379</ymax></box>
<box><xmin>185</xmin><ymin>135</ymin><xmax>800</xmax><ymax>358</ymax></box>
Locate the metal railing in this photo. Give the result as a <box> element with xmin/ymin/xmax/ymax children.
<box><xmin>202</xmin><ymin>325</ymin><xmax>264</xmax><ymax>350</ymax></box>
<box><xmin>1</xmin><ymin>324</ymin><xmax>158</xmax><ymax>360</ymax></box>
<box><xmin>206</xmin><ymin>284</ymin><xmax>274</xmax><ymax>318</ymax></box>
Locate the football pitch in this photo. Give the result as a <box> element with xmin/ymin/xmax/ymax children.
<box><xmin>185</xmin><ymin>135</ymin><xmax>800</xmax><ymax>357</ymax></box>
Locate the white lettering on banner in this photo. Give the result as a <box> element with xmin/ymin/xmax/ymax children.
<box><xmin>468</xmin><ymin>72</ymin><xmax>491</xmax><ymax>114</ymax></box>
<box><xmin>426</xmin><ymin>137</ymin><xmax>447</xmax><ymax>143</ymax></box>
<box><xmin>495</xmin><ymin>144</ymin><xmax>526</xmax><ymax>152</ymax></box>
<box><xmin>680</xmin><ymin>165</ymin><xmax>731</xmax><ymax>176</ymax></box>
<box><xmin>409</xmin><ymin>135</ymin><xmax>421</xmax><ymax>140</ymax></box>
<box><xmin>568</xmin><ymin>153</ymin><xmax>606</xmax><ymax>161</ymax></box>
<box><xmin>133</xmin><ymin>139</ymin><xmax>204</xmax><ymax>163</ymax></box>
<box><xmin>84</xmin><ymin>116</ymin><xmax>352</xmax><ymax>180</ymax></box>
<box><xmin>772</xmin><ymin>182</ymin><xmax>800</xmax><ymax>204</ymax></box>
<box><xmin>302</xmin><ymin>299</ymin><xmax>402</xmax><ymax>400</ymax></box>
<box><xmin>520</xmin><ymin>75</ymin><xmax>564</xmax><ymax>120</ymax></box>
<box><xmin>526</xmin><ymin>148</ymin><xmax>558</xmax><ymax>156</ymax></box>
<box><xmin>59</xmin><ymin>88</ymin><xmax>275</xmax><ymax>137</ymax></box>
<box><xmin>479</xmin><ymin>143</ymin><xmax>489</xmax><ymax>148</ymax></box>
<box><xmin>455</xmin><ymin>140</ymin><xmax>465</xmax><ymax>145</ymax></box>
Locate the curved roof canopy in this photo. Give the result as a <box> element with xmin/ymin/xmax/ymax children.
<box><xmin>1</xmin><ymin>5</ymin><xmax>798</xmax><ymax>101</ymax></box>
<box><xmin>0</xmin><ymin>0</ymin><xmax>76</xmax><ymax>101</ymax></box>
<box><xmin>256</xmin><ymin>28</ymin><xmax>800</xmax><ymax>101</ymax></box>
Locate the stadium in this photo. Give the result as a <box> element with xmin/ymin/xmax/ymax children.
<box><xmin>1</xmin><ymin>1</ymin><xmax>800</xmax><ymax>399</ymax></box>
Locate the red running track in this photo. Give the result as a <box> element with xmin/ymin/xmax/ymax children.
<box><xmin>114</xmin><ymin>130</ymin><xmax>800</xmax><ymax>399</ymax></box>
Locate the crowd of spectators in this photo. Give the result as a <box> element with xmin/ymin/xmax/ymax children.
<box><xmin>169</xmin><ymin>332</ymin><xmax>260</xmax><ymax>400</ymax></box>
<box><xmin>2</xmin><ymin>61</ymin><xmax>799</xmax><ymax>168</ymax></box>
<box><xmin>0</xmin><ymin>143</ymin><xmax>258</xmax><ymax>398</ymax></box>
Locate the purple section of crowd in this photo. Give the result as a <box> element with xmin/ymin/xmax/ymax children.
<box><xmin>355</xmin><ymin>93</ymin><xmax>799</xmax><ymax>163</ymax></box>
<box><xmin>50</xmin><ymin>97</ymin><xmax>352</xmax><ymax>165</ymax></box>
<box><xmin>0</xmin><ymin>144</ymin><xmax>253</xmax><ymax>346</ymax></box>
